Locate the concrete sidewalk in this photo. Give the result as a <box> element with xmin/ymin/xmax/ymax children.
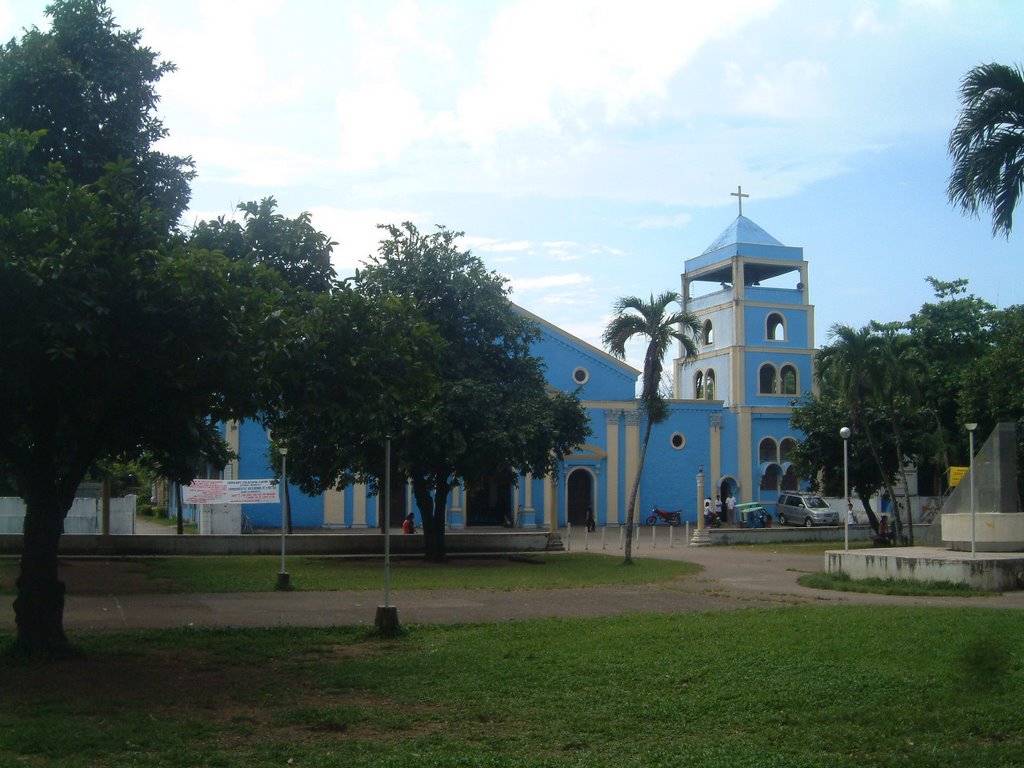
<box><xmin>5</xmin><ymin>544</ymin><xmax>1022</xmax><ymax>635</ymax></box>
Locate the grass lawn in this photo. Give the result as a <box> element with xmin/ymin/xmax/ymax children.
<box><xmin>2</xmin><ymin>606</ymin><xmax>1022</xmax><ymax>767</ymax></box>
<box><xmin>0</xmin><ymin>553</ymin><xmax>701</xmax><ymax>595</ymax></box>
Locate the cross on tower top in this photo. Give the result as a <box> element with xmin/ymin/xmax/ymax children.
<box><xmin>731</xmin><ymin>185</ymin><xmax>749</xmax><ymax>217</ymax></box>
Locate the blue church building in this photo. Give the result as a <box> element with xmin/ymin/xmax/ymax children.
<box><xmin>220</xmin><ymin>211</ymin><xmax>814</xmax><ymax>531</ymax></box>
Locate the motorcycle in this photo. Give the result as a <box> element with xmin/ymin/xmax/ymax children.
<box><xmin>646</xmin><ymin>506</ymin><xmax>682</xmax><ymax>526</ymax></box>
<box><xmin>704</xmin><ymin>510</ymin><xmax>722</xmax><ymax>528</ymax></box>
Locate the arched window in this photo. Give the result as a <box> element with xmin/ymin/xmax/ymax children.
<box><xmin>781</xmin><ymin>465</ymin><xmax>799</xmax><ymax>491</ymax></box>
<box><xmin>705</xmin><ymin>369</ymin><xmax>716</xmax><ymax>400</ymax></box>
<box><xmin>694</xmin><ymin>370</ymin><xmax>704</xmax><ymax>400</ymax></box>
<box><xmin>702</xmin><ymin>319</ymin><xmax>714</xmax><ymax>346</ymax></box>
<box><xmin>780</xmin><ymin>364</ymin><xmax>797</xmax><ymax>395</ymax></box>
<box><xmin>767</xmin><ymin>313</ymin><xmax>786</xmax><ymax>341</ymax></box>
<box><xmin>780</xmin><ymin>437</ymin><xmax>798</xmax><ymax>463</ymax></box>
<box><xmin>761</xmin><ymin>464</ymin><xmax>782</xmax><ymax>492</ymax></box>
<box><xmin>759</xmin><ymin>363</ymin><xmax>778</xmax><ymax>394</ymax></box>
<box><xmin>759</xmin><ymin>437</ymin><xmax>778</xmax><ymax>464</ymax></box>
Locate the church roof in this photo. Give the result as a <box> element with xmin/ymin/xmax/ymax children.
<box><xmin>701</xmin><ymin>215</ymin><xmax>783</xmax><ymax>255</ymax></box>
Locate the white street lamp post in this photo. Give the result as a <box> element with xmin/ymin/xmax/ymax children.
<box><xmin>840</xmin><ymin>427</ymin><xmax>851</xmax><ymax>551</ymax></box>
<box><xmin>384</xmin><ymin>436</ymin><xmax>392</xmax><ymax>607</ymax></box>
<box><xmin>278</xmin><ymin>447</ymin><xmax>290</xmax><ymax>588</ymax></box>
<box><xmin>966</xmin><ymin>423</ymin><xmax>977</xmax><ymax>559</ymax></box>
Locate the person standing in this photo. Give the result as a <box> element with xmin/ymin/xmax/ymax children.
<box><xmin>726</xmin><ymin>494</ymin><xmax>736</xmax><ymax>525</ymax></box>
<box><xmin>714</xmin><ymin>495</ymin><xmax>723</xmax><ymax>522</ymax></box>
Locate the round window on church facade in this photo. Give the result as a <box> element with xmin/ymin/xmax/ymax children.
<box><xmin>670</xmin><ymin>432</ymin><xmax>686</xmax><ymax>450</ymax></box>
<box><xmin>572</xmin><ymin>366</ymin><xmax>590</xmax><ymax>385</ymax></box>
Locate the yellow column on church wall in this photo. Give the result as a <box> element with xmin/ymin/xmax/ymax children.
<box><xmin>624</xmin><ymin>409</ymin><xmax>641</xmax><ymax>519</ymax></box>
<box><xmin>544</xmin><ymin>474</ymin><xmax>557</xmax><ymax>529</ymax></box>
<box><xmin>605</xmin><ymin>410</ymin><xmax>621</xmax><ymax>525</ymax></box>
<box><xmin>737</xmin><ymin>409</ymin><xmax>753</xmax><ymax>504</ymax></box>
<box><xmin>733</xmin><ymin>259</ymin><xmax>746</xmax><ymax>406</ymax></box>
<box><xmin>352</xmin><ymin>482</ymin><xmax>367</xmax><ymax>527</ymax></box>
<box><xmin>224</xmin><ymin>421</ymin><xmax>239</xmax><ymax>481</ymax></box>
<box><xmin>710</xmin><ymin>417</ymin><xmax>722</xmax><ymax>506</ymax></box>
<box><xmin>323</xmin><ymin>489</ymin><xmax>345</xmax><ymax>527</ymax></box>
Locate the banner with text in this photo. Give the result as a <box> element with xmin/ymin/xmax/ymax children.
<box><xmin>181</xmin><ymin>479</ymin><xmax>280</xmax><ymax>505</ymax></box>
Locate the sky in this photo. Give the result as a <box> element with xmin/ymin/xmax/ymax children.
<box><xmin>2</xmin><ymin>0</ymin><xmax>1022</xmax><ymax>371</ymax></box>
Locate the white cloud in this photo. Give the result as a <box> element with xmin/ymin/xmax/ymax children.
<box><xmin>511</xmin><ymin>273</ymin><xmax>592</xmax><ymax>291</ymax></box>
<box><xmin>635</xmin><ymin>212</ymin><xmax>693</xmax><ymax>230</ymax></box>
<box><xmin>159</xmin><ymin>135</ymin><xmax>322</xmax><ymax>188</ymax></box>
<box><xmin>453</xmin><ymin>0</ymin><xmax>779</xmax><ymax>146</ymax></box>
<box><xmin>306</xmin><ymin>206</ymin><xmax>428</xmax><ymax>275</ymax></box>
<box><xmin>335</xmin><ymin>80</ymin><xmax>430</xmax><ymax>172</ymax></box>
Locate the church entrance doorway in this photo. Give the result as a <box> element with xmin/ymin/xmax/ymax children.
<box><xmin>466</xmin><ymin>477</ymin><xmax>513</xmax><ymax>526</ymax></box>
<box><xmin>719</xmin><ymin>477</ymin><xmax>738</xmax><ymax>523</ymax></box>
<box><xmin>566</xmin><ymin>468</ymin><xmax>594</xmax><ymax>527</ymax></box>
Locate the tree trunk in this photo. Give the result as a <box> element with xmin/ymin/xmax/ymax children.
<box><xmin>176</xmin><ymin>482</ymin><xmax>184</xmax><ymax>535</ymax></box>
<box><xmin>862</xmin><ymin>423</ymin><xmax>901</xmax><ymax>540</ymax></box>
<box><xmin>622</xmin><ymin>414</ymin><xmax>654</xmax><ymax>565</ymax></box>
<box><xmin>412</xmin><ymin>475</ymin><xmax>448</xmax><ymax>563</ymax></box>
<box><xmin>887</xmin><ymin>404</ymin><xmax>915</xmax><ymax>545</ymax></box>
<box><xmin>856</xmin><ymin>490</ymin><xmax>879</xmax><ymax>532</ymax></box>
<box><xmin>13</xmin><ymin>490</ymin><xmax>70</xmax><ymax>654</ymax></box>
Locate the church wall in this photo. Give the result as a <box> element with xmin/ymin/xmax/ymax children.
<box><xmin>640</xmin><ymin>403</ymin><xmax>721</xmax><ymax>523</ymax></box>
<box><xmin>745</xmin><ymin>286</ymin><xmax>805</xmax><ymax>307</ymax></box>
<box><xmin>526</xmin><ymin>324</ymin><xmax>637</xmax><ymax>401</ymax></box>
<box><xmin>742</xmin><ymin>349</ymin><xmax>813</xmax><ymax>407</ymax></box>
<box><xmin>750</xmin><ymin>411</ymin><xmax>805</xmax><ymax>506</ymax></box>
<box><xmin>716</xmin><ymin>409</ymin><xmax>743</xmax><ymax>500</ymax></box>
<box><xmin>233</xmin><ymin>419</ymin><xmax>324</xmax><ymax>529</ymax></box>
<box><xmin>742</xmin><ymin>305</ymin><xmax>811</xmax><ymax>348</ymax></box>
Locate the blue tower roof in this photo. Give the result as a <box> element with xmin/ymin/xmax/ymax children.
<box><xmin>701</xmin><ymin>215</ymin><xmax>783</xmax><ymax>255</ymax></box>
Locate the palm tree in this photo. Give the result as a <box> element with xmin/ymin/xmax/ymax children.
<box><xmin>871</xmin><ymin>324</ymin><xmax>927</xmax><ymax>544</ymax></box>
<box><xmin>947</xmin><ymin>62</ymin><xmax>1024</xmax><ymax>238</ymax></box>
<box><xmin>603</xmin><ymin>292</ymin><xmax>700</xmax><ymax>564</ymax></box>
<box><xmin>816</xmin><ymin>323</ymin><xmax>900</xmax><ymax>536</ymax></box>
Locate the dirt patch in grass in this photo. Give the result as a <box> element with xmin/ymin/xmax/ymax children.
<box><xmin>1</xmin><ymin>643</ymin><xmax>440</xmax><ymax>745</ymax></box>
<box><xmin>0</xmin><ymin>558</ymin><xmax>179</xmax><ymax>596</ymax></box>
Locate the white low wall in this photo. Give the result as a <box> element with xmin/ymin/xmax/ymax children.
<box><xmin>0</xmin><ymin>496</ymin><xmax>136</xmax><ymax>535</ymax></box>
<box><xmin>198</xmin><ymin>504</ymin><xmax>242</xmax><ymax>534</ymax></box>
<box><xmin>941</xmin><ymin>513</ymin><xmax>1024</xmax><ymax>552</ymax></box>
<box><xmin>827</xmin><ymin>548</ymin><xmax>1024</xmax><ymax>591</ymax></box>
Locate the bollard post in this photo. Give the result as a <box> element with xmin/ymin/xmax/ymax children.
<box><xmin>566</xmin><ymin>522</ymin><xmax>572</xmax><ymax>551</ymax></box>
<box><xmin>686</xmin><ymin>521</ymin><xmax>690</xmax><ymax>546</ymax></box>
<box><xmin>585</xmin><ymin>527</ymin><xmax>590</xmax><ymax>551</ymax></box>
<box><xmin>652</xmin><ymin>525</ymin><xmax>656</xmax><ymax>549</ymax></box>
<box><xmin>602</xmin><ymin>526</ymin><xmax>607</xmax><ymax>550</ymax></box>
<box><xmin>669</xmin><ymin>524</ymin><xmax>674</xmax><ymax>548</ymax></box>
<box><xmin>619</xmin><ymin>525</ymin><xmax>624</xmax><ymax>550</ymax></box>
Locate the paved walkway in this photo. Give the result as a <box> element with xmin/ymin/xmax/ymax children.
<box><xmin>5</xmin><ymin>543</ymin><xmax>1022</xmax><ymax>634</ymax></box>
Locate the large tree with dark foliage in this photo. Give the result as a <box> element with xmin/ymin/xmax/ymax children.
<box><xmin>276</xmin><ymin>223</ymin><xmax>590</xmax><ymax>562</ymax></box>
<box><xmin>0</xmin><ymin>2</ymin><xmax>299</xmax><ymax>654</ymax></box>
<box><xmin>0</xmin><ymin>0</ymin><xmax>194</xmax><ymax>227</ymax></box>
<box><xmin>0</xmin><ymin>130</ymin><xmax>287</xmax><ymax>653</ymax></box>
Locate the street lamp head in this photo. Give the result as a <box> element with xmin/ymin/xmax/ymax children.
<box><xmin>840</xmin><ymin>427</ymin><xmax>851</xmax><ymax>440</ymax></box>
<box><xmin>965</xmin><ymin>423</ymin><xmax>977</xmax><ymax>433</ymax></box>
<box><xmin>280</xmin><ymin>447</ymin><xmax>289</xmax><ymax>456</ymax></box>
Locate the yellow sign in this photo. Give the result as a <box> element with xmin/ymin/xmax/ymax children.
<box><xmin>948</xmin><ymin>466</ymin><xmax>968</xmax><ymax>487</ymax></box>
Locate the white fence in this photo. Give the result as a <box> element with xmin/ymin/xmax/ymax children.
<box><xmin>0</xmin><ymin>496</ymin><xmax>136</xmax><ymax>534</ymax></box>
